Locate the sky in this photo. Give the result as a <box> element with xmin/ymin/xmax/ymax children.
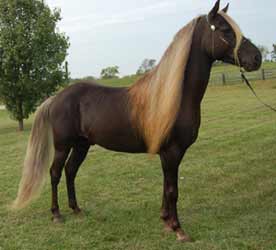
<box><xmin>46</xmin><ymin>0</ymin><xmax>276</xmax><ymax>78</ymax></box>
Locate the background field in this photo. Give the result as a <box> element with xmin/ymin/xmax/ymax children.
<box><xmin>0</xmin><ymin>76</ymin><xmax>276</xmax><ymax>249</ymax></box>
<box><xmin>98</xmin><ymin>61</ymin><xmax>276</xmax><ymax>87</ymax></box>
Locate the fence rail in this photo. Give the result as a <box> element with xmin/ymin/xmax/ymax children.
<box><xmin>209</xmin><ymin>68</ymin><xmax>276</xmax><ymax>85</ymax></box>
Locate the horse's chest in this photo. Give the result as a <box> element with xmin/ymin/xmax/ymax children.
<box><xmin>172</xmin><ymin>113</ymin><xmax>201</xmax><ymax>149</ymax></box>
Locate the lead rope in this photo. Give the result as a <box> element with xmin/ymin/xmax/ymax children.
<box><xmin>235</xmin><ymin>37</ymin><xmax>276</xmax><ymax>113</ymax></box>
<box><xmin>240</xmin><ymin>69</ymin><xmax>276</xmax><ymax>112</ymax></box>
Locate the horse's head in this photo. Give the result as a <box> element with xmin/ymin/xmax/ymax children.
<box><xmin>202</xmin><ymin>0</ymin><xmax>262</xmax><ymax>72</ymax></box>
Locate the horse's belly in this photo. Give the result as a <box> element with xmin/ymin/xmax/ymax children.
<box><xmin>95</xmin><ymin>134</ymin><xmax>146</xmax><ymax>153</ymax></box>
<box><xmin>80</xmin><ymin>100</ymin><xmax>147</xmax><ymax>153</ymax></box>
<box><xmin>85</xmin><ymin>125</ymin><xmax>147</xmax><ymax>153</ymax></box>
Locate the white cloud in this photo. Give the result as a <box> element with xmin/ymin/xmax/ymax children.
<box><xmin>57</xmin><ymin>1</ymin><xmax>180</xmax><ymax>33</ymax></box>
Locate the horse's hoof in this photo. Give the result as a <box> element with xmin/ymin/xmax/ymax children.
<box><xmin>73</xmin><ymin>207</ymin><xmax>83</xmax><ymax>215</ymax></box>
<box><xmin>164</xmin><ymin>223</ymin><xmax>174</xmax><ymax>233</ymax></box>
<box><xmin>160</xmin><ymin>210</ymin><xmax>169</xmax><ymax>221</ymax></box>
<box><xmin>52</xmin><ymin>215</ymin><xmax>64</xmax><ymax>223</ymax></box>
<box><xmin>176</xmin><ymin>229</ymin><xmax>193</xmax><ymax>243</ymax></box>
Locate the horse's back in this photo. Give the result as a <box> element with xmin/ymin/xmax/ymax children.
<box><xmin>49</xmin><ymin>81</ymin><xmax>146</xmax><ymax>152</ymax></box>
<box><xmin>54</xmin><ymin>81</ymin><xmax>127</xmax><ymax>103</ymax></box>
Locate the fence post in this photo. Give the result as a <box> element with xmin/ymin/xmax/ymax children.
<box><xmin>222</xmin><ymin>73</ymin><xmax>226</xmax><ymax>85</ymax></box>
<box><xmin>261</xmin><ymin>69</ymin><xmax>265</xmax><ymax>80</ymax></box>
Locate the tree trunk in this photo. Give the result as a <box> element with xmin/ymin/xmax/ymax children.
<box><xmin>18</xmin><ymin>119</ymin><xmax>24</xmax><ymax>131</ymax></box>
<box><xmin>17</xmin><ymin>101</ymin><xmax>24</xmax><ymax>131</ymax></box>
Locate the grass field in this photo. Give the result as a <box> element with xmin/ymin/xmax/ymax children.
<box><xmin>0</xmin><ymin>79</ymin><xmax>276</xmax><ymax>250</ymax></box>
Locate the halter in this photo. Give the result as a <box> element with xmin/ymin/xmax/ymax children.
<box><xmin>205</xmin><ymin>15</ymin><xmax>231</xmax><ymax>59</ymax></box>
<box><xmin>205</xmin><ymin>15</ymin><xmax>276</xmax><ymax>113</ymax></box>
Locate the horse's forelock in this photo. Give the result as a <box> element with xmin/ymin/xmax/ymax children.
<box><xmin>219</xmin><ymin>11</ymin><xmax>243</xmax><ymax>65</ymax></box>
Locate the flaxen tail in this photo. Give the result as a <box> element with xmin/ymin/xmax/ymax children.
<box><xmin>11</xmin><ymin>97</ymin><xmax>55</xmax><ymax>210</ymax></box>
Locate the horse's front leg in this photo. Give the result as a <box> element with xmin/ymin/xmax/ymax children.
<box><xmin>160</xmin><ymin>144</ymin><xmax>192</xmax><ymax>242</ymax></box>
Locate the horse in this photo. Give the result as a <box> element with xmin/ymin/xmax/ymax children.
<box><xmin>12</xmin><ymin>0</ymin><xmax>262</xmax><ymax>242</ymax></box>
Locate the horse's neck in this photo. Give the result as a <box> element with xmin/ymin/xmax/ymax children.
<box><xmin>182</xmin><ymin>32</ymin><xmax>213</xmax><ymax>107</ymax></box>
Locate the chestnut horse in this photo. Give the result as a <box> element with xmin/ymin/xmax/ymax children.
<box><xmin>13</xmin><ymin>0</ymin><xmax>261</xmax><ymax>242</ymax></box>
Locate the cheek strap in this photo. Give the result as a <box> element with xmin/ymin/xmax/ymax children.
<box><xmin>206</xmin><ymin>15</ymin><xmax>236</xmax><ymax>60</ymax></box>
<box><xmin>206</xmin><ymin>15</ymin><xmax>216</xmax><ymax>59</ymax></box>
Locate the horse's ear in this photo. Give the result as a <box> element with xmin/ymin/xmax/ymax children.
<box><xmin>208</xmin><ymin>0</ymin><xmax>220</xmax><ymax>20</ymax></box>
<box><xmin>222</xmin><ymin>3</ymin><xmax>229</xmax><ymax>13</ymax></box>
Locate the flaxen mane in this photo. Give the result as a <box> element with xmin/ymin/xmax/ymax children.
<box><xmin>219</xmin><ymin>11</ymin><xmax>243</xmax><ymax>65</ymax></box>
<box><xmin>128</xmin><ymin>18</ymin><xmax>198</xmax><ymax>154</ymax></box>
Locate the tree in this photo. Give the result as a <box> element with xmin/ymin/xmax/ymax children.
<box><xmin>271</xmin><ymin>44</ymin><xmax>276</xmax><ymax>62</ymax></box>
<box><xmin>136</xmin><ymin>59</ymin><xmax>156</xmax><ymax>75</ymax></box>
<box><xmin>0</xmin><ymin>0</ymin><xmax>69</xmax><ymax>130</ymax></box>
<box><xmin>101</xmin><ymin>66</ymin><xmax>119</xmax><ymax>79</ymax></box>
<box><xmin>258</xmin><ymin>45</ymin><xmax>269</xmax><ymax>61</ymax></box>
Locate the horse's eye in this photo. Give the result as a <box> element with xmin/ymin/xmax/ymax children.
<box><xmin>221</xmin><ymin>28</ymin><xmax>232</xmax><ymax>34</ymax></box>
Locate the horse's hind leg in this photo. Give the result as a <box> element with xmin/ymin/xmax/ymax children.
<box><xmin>50</xmin><ymin>147</ymin><xmax>70</xmax><ymax>222</ymax></box>
<box><xmin>65</xmin><ymin>140</ymin><xmax>90</xmax><ymax>214</ymax></box>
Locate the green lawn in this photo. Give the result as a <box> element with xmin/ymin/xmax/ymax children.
<box><xmin>0</xmin><ymin>79</ymin><xmax>276</xmax><ymax>250</ymax></box>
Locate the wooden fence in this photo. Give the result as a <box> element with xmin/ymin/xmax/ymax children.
<box><xmin>209</xmin><ymin>68</ymin><xmax>276</xmax><ymax>85</ymax></box>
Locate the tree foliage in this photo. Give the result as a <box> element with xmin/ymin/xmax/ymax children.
<box><xmin>136</xmin><ymin>59</ymin><xmax>156</xmax><ymax>75</ymax></box>
<box><xmin>271</xmin><ymin>44</ymin><xmax>276</xmax><ymax>62</ymax></box>
<box><xmin>101</xmin><ymin>66</ymin><xmax>119</xmax><ymax>79</ymax></box>
<box><xmin>0</xmin><ymin>0</ymin><xmax>69</xmax><ymax>130</ymax></box>
<box><xmin>258</xmin><ymin>45</ymin><xmax>269</xmax><ymax>61</ymax></box>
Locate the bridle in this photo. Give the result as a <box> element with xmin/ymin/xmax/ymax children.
<box><xmin>205</xmin><ymin>15</ymin><xmax>231</xmax><ymax>59</ymax></box>
<box><xmin>205</xmin><ymin>15</ymin><xmax>276</xmax><ymax>113</ymax></box>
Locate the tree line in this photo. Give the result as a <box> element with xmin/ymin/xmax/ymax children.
<box><xmin>258</xmin><ymin>45</ymin><xmax>276</xmax><ymax>62</ymax></box>
<box><xmin>100</xmin><ymin>59</ymin><xmax>156</xmax><ymax>79</ymax></box>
